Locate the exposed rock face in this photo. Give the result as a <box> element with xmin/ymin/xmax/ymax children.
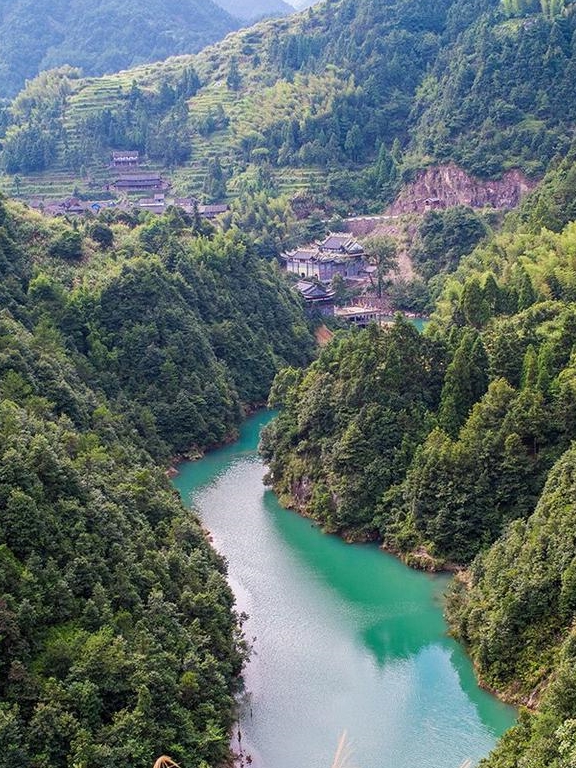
<box><xmin>386</xmin><ymin>163</ymin><xmax>536</xmax><ymax>216</ymax></box>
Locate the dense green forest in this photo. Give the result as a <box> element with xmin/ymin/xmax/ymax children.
<box><xmin>4</xmin><ymin>0</ymin><xmax>576</xmax><ymax>764</ymax></box>
<box><xmin>262</xmin><ymin>149</ymin><xmax>576</xmax><ymax>765</ymax></box>
<box><xmin>3</xmin><ymin>0</ymin><xmax>576</xmax><ymax>206</ymax></box>
<box><xmin>0</xmin><ymin>196</ymin><xmax>313</xmax><ymax>767</ymax></box>
<box><xmin>0</xmin><ymin>0</ymin><xmax>241</xmax><ymax>99</ymax></box>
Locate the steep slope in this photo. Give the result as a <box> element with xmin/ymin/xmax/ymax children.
<box><xmin>261</xmin><ymin>158</ymin><xmax>576</xmax><ymax>765</ymax></box>
<box><xmin>3</xmin><ymin>0</ymin><xmax>576</xmax><ymax>207</ymax></box>
<box><xmin>0</xmin><ymin>0</ymin><xmax>239</xmax><ymax>98</ymax></box>
<box><xmin>262</xmin><ymin>193</ymin><xmax>576</xmax><ymax>559</ymax></box>
<box><xmin>449</xmin><ymin>445</ymin><xmax>576</xmax><ymax>768</ymax></box>
<box><xmin>0</xmin><ymin>196</ymin><xmax>314</xmax><ymax>767</ymax></box>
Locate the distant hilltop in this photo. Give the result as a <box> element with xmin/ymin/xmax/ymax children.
<box><xmin>0</xmin><ymin>0</ymin><xmax>296</xmax><ymax>99</ymax></box>
<box><xmin>215</xmin><ymin>0</ymin><xmax>296</xmax><ymax>20</ymax></box>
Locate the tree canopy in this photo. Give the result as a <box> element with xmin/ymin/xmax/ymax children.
<box><xmin>0</xmin><ymin>195</ymin><xmax>314</xmax><ymax>767</ymax></box>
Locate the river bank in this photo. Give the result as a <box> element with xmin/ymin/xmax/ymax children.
<box><xmin>172</xmin><ymin>411</ymin><xmax>516</xmax><ymax>768</ymax></box>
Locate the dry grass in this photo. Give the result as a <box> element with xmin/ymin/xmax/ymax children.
<box><xmin>329</xmin><ymin>734</ymin><xmax>474</xmax><ymax>768</ymax></box>
<box><xmin>153</xmin><ymin>757</ymin><xmax>182</xmax><ymax>768</ymax></box>
<box><xmin>153</xmin><ymin>740</ymin><xmax>474</xmax><ymax>768</ymax></box>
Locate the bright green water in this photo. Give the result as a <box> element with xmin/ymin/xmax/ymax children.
<box><xmin>173</xmin><ymin>411</ymin><xmax>515</xmax><ymax>768</ymax></box>
<box><xmin>382</xmin><ymin>316</ymin><xmax>429</xmax><ymax>332</ymax></box>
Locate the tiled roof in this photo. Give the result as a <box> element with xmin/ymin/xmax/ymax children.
<box><xmin>283</xmin><ymin>249</ymin><xmax>320</xmax><ymax>261</ymax></box>
<box><xmin>320</xmin><ymin>233</ymin><xmax>365</xmax><ymax>254</ymax></box>
<box><xmin>115</xmin><ymin>174</ymin><xmax>162</xmax><ymax>183</ymax></box>
<box><xmin>296</xmin><ymin>280</ymin><xmax>335</xmax><ymax>300</ymax></box>
<box><xmin>198</xmin><ymin>204</ymin><xmax>228</xmax><ymax>214</ymax></box>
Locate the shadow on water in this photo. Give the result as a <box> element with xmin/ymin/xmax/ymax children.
<box><xmin>447</xmin><ymin>644</ymin><xmax>514</xmax><ymax>735</ymax></box>
<box><xmin>263</xmin><ymin>488</ymin><xmax>450</xmax><ymax>663</ymax></box>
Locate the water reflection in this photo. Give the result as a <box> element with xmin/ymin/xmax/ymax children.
<box><xmin>173</xmin><ymin>411</ymin><xmax>516</xmax><ymax>768</ymax></box>
<box><xmin>263</xmin><ymin>478</ymin><xmax>513</xmax><ymax>733</ymax></box>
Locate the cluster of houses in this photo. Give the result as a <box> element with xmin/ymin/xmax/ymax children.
<box><xmin>32</xmin><ymin>195</ymin><xmax>229</xmax><ymax>221</ymax></box>
<box><xmin>28</xmin><ymin>151</ymin><xmax>229</xmax><ymax>221</ymax></box>
<box><xmin>134</xmin><ymin>193</ymin><xmax>228</xmax><ymax>218</ymax></box>
<box><xmin>281</xmin><ymin>234</ymin><xmax>381</xmax><ymax>323</ymax></box>
<box><xmin>109</xmin><ymin>151</ymin><xmax>168</xmax><ymax>193</ymax></box>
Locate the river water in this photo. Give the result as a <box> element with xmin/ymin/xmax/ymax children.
<box><xmin>173</xmin><ymin>411</ymin><xmax>515</xmax><ymax>768</ymax></box>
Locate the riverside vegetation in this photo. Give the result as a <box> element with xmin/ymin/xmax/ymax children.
<box><xmin>0</xmin><ymin>197</ymin><xmax>314</xmax><ymax>767</ymax></box>
<box><xmin>262</xmin><ymin>144</ymin><xmax>576</xmax><ymax>766</ymax></box>
<box><xmin>2</xmin><ymin>0</ymin><xmax>576</xmax><ymax>766</ymax></box>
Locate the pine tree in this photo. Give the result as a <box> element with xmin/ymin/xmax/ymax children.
<box><xmin>344</xmin><ymin>123</ymin><xmax>363</xmax><ymax>162</ymax></box>
<box><xmin>517</xmin><ymin>266</ymin><xmax>536</xmax><ymax>311</ymax></box>
<box><xmin>438</xmin><ymin>331</ymin><xmax>488</xmax><ymax>437</ymax></box>
<box><xmin>203</xmin><ymin>157</ymin><xmax>227</xmax><ymax>201</ymax></box>
<box><xmin>521</xmin><ymin>344</ymin><xmax>539</xmax><ymax>389</ymax></box>
<box><xmin>460</xmin><ymin>277</ymin><xmax>489</xmax><ymax>328</ymax></box>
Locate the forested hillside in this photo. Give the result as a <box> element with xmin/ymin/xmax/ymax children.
<box><xmin>448</xmin><ymin>447</ymin><xmax>576</xmax><ymax>767</ymax></box>
<box><xmin>4</xmin><ymin>0</ymin><xmax>576</xmax><ymax>764</ymax></box>
<box><xmin>0</xmin><ymin>0</ymin><xmax>239</xmax><ymax>99</ymax></box>
<box><xmin>0</xmin><ymin>196</ymin><xmax>313</xmax><ymax>766</ymax></box>
<box><xmin>3</xmin><ymin>0</ymin><xmax>576</xmax><ymax>206</ymax></box>
<box><xmin>262</xmin><ymin>151</ymin><xmax>576</xmax><ymax>765</ymax></box>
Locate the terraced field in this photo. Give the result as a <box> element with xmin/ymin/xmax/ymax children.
<box><xmin>0</xmin><ymin>7</ymin><xmax>344</xmax><ymax>204</ymax></box>
<box><xmin>1</xmin><ymin>65</ymin><xmax>332</xmax><ymax>202</ymax></box>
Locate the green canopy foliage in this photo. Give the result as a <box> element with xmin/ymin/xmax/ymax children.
<box><xmin>4</xmin><ymin>0</ymin><xmax>576</xmax><ymax>203</ymax></box>
<box><xmin>262</xmin><ymin>155</ymin><xmax>576</xmax><ymax>763</ymax></box>
<box><xmin>0</xmin><ymin>195</ymin><xmax>314</xmax><ymax>767</ymax></box>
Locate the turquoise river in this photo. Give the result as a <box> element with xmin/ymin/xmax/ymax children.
<box><xmin>173</xmin><ymin>411</ymin><xmax>516</xmax><ymax>768</ymax></box>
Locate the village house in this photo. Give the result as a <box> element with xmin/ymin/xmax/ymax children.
<box><xmin>295</xmin><ymin>280</ymin><xmax>335</xmax><ymax>316</ymax></box>
<box><xmin>138</xmin><ymin>194</ymin><xmax>169</xmax><ymax>214</ymax></box>
<box><xmin>112</xmin><ymin>151</ymin><xmax>140</xmax><ymax>168</ymax></box>
<box><xmin>334</xmin><ymin>305</ymin><xmax>385</xmax><ymax>327</ymax></box>
<box><xmin>113</xmin><ymin>173</ymin><xmax>168</xmax><ymax>192</ymax></box>
<box><xmin>281</xmin><ymin>233</ymin><xmax>366</xmax><ymax>282</ymax></box>
<box><xmin>198</xmin><ymin>203</ymin><xmax>229</xmax><ymax>219</ymax></box>
<box><xmin>53</xmin><ymin>197</ymin><xmax>87</xmax><ymax>215</ymax></box>
<box><xmin>34</xmin><ymin>197</ymin><xmax>123</xmax><ymax>217</ymax></box>
<box><xmin>137</xmin><ymin>196</ymin><xmax>228</xmax><ymax>219</ymax></box>
<box><xmin>40</xmin><ymin>197</ymin><xmax>108</xmax><ymax>216</ymax></box>
<box><xmin>174</xmin><ymin>197</ymin><xmax>200</xmax><ymax>214</ymax></box>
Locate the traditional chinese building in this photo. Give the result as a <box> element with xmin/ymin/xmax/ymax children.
<box><xmin>318</xmin><ymin>234</ymin><xmax>365</xmax><ymax>256</ymax></box>
<box><xmin>334</xmin><ymin>305</ymin><xmax>385</xmax><ymax>327</ymax></box>
<box><xmin>198</xmin><ymin>203</ymin><xmax>229</xmax><ymax>219</ymax></box>
<box><xmin>113</xmin><ymin>173</ymin><xmax>167</xmax><ymax>192</ymax></box>
<box><xmin>137</xmin><ymin>195</ymin><xmax>200</xmax><ymax>215</ymax></box>
<box><xmin>295</xmin><ymin>280</ymin><xmax>335</xmax><ymax>316</ymax></box>
<box><xmin>281</xmin><ymin>234</ymin><xmax>365</xmax><ymax>282</ymax></box>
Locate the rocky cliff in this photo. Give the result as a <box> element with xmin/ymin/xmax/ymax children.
<box><xmin>386</xmin><ymin>164</ymin><xmax>536</xmax><ymax>216</ymax></box>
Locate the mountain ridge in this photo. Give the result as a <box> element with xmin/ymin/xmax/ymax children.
<box><xmin>0</xmin><ymin>0</ymin><xmax>240</xmax><ymax>98</ymax></box>
<box><xmin>3</xmin><ymin>0</ymin><xmax>576</xmax><ymax>214</ymax></box>
<box><xmin>214</xmin><ymin>0</ymin><xmax>295</xmax><ymax>20</ymax></box>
